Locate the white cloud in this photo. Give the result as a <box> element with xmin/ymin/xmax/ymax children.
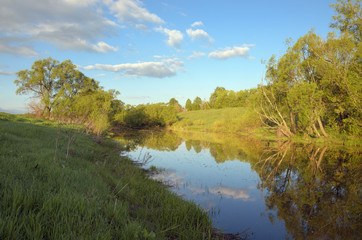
<box><xmin>135</xmin><ymin>24</ymin><xmax>148</xmax><ymax>30</ymax></box>
<box><xmin>90</xmin><ymin>41</ymin><xmax>119</xmax><ymax>53</ymax></box>
<box><xmin>0</xmin><ymin>69</ymin><xmax>15</xmax><ymax>76</ymax></box>
<box><xmin>186</xmin><ymin>28</ymin><xmax>213</xmax><ymax>43</ymax></box>
<box><xmin>191</xmin><ymin>21</ymin><xmax>203</xmax><ymax>28</ymax></box>
<box><xmin>153</xmin><ymin>55</ymin><xmax>168</xmax><ymax>59</ymax></box>
<box><xmin>126</xmin><ymin>95</ymin><xmax>150</xmax><ymax>99</ymax></box>
<box><xmin>0</xmin><ymin>0</ymin><xmax>163</xmax><ymax>55</ymax></box>
<box><xmin>107</xmin><ymin>0</ymin><xmax>164</xmax><ymax>24</ymax></box>
<box><xmin>156</xmin><ymin>27</ymin><xmax>183</xmax><ymax>48</ymax></box>
<box><xmin>82</xmin><ymin>58</ymin><xmax>184</xmax><ymax>78</ymax></box>
<box><xmin>63</xmin><ymin>0</ymin><xmax>99</xmax><ymax>6</ymax></box>
<box><xmin>208</xmin><ymin>44</ymin><xmax>255</xmax><ymax>60</ymax></box>
<box><xmin>94</xmin><ymin>73</ymin><xmax>106</xmax><ymax>77</ymax></box>
<box><xmin>187</xmin><ymin>51</ymin><xmax>206</xmax><ymax>60</ymax></box>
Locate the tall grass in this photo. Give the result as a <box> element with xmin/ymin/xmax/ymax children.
<box><xmin>0</xmin><ymin>112</ymin><xmax>217</xmax><ymax>239</ymax></box>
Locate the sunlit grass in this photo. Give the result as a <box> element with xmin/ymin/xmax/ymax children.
<box><xmin>0</xmin><ymin>112</ymin><xmax>216</xmax><ymax>239</ymax></box>
<box><xmin>173</xmin><ymin>107</ymin><xmax>250</xmax><ymax>132</ymax></box>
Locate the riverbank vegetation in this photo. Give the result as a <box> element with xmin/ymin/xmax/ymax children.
<box><xmin>0</xmin><ymin>112</ymin><xmax>219</xmax><ymax>239</ymax></box>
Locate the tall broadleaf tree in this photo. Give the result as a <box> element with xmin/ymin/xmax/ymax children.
<box><xmin>15</xmin><ymin>57</ymin><xmax>61</xmax><ymax>118</ymax></box>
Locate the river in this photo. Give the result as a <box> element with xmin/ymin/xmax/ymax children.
<box><xmin>113</xmin><ymin>130</ymin><xmax>361</xmax><ymax>240</ymax></box>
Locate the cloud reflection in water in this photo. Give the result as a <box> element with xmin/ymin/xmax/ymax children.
<box><xmin>150</xmin><ymin>170</ymin><xmax>254</xmax><ymax>201</ymax></box>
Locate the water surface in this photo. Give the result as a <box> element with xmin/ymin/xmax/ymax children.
<box><xmin>114</xmin><ymin>131</ymin><xmax>361</xmax><ymax>239</ymax></box>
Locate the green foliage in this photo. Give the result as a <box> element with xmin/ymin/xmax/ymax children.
<box><xmin>330</xmin><ymin>0</ymin><xmax>362</xmax><ymax>42</ymax></box>
<box><xmin>191</xmin><ymin>96</ymin><xmax>202</xmax><ymax>110</ymax></box>
<box><xmin>14</xmin><ymin>58</ymin><xmax>122</xmax><ymax>135</ymax></box>
<box><xmin>185</xmin><ymin>99</ymin><xmax>192</xmax><ymax>111</ymax></box>
<box><xmin>71</xmin><ymin>89</ymin><xmax>117</xmax><ymax>135</ymax></box>
<box><xmin>114</xmin><ymin>103</ymin><xmax>178</xmax><ymax>129</ymax></box>
<box><xmin>168</xmin><ymin>98</ymin><xmax>183</xmax><ymax>112</ymax></box>
<box><xmin>258</xmin><ymin>5</ymin><xmax>362</xmax><ymax>138</ymax></box>
<box><xmin>14</xmin><ymin>57</ymin><xmax>62</xmax><ymax>117</ymax></box>
<box><xmin>209</xmin><ymin>86</ymin><xmax>256</xmax><ymax>109</ymax></box>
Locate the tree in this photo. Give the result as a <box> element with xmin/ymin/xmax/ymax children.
<box><xmin>168</xmin><ymin>98</ymin><xmax>183</xmax><ymax>112</ymax></box>
<box><xmin>209</xmin><ymin>87</ymin><xmax>226</xmax><ymax>108</ymax></box>
<box><xmin>14</xmin><ymin>57</ymin><xmax>99</xmax><ymax>119</ymax></box>
<box><xmin>192</xmin><ymin>96</ymin><xmax>202</xmax><ymax>110</ymax></box>
<box><xmin>168</xmin><ymin>98</ymin><xmax>179</xmax><ymax>106</ymax></box>
<box><xmin>330</xmin><ymin>0</ymin><xmax>362</xmax><ymax>42</ymax></box>
<box><xmin>258</xmin><ymin>20</ymin><xmax>362</xmax><ymax>137</ymax></box>
<box><xmin>15</xmin><ymin>57</ymin><xmax>61</xmax><ymax>118</ymax></box>
<box><xmin>185</xmin><ymin>99</ymin><xmax>192</xmax><ymax>111</ymax></box>
<box><xmin>72</xmin><ymin>89</ymin><xmax>117</xmax><ymax>135</ymax></box>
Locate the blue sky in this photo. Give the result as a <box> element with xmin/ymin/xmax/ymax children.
<box><xmin>0</xmin><ymin>0</ymin><xmax>336</xmax><ymax>113</ymax></box>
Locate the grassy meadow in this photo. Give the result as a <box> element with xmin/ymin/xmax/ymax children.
<box><xmin>0</xmin><ymin>112</ymin><xmax>220</xmax><ymax>240</ymax></box>
<box><xmin>172</xmin><ymin>107</ymin><xmax>262</xmax><ymax>134</ymax></box>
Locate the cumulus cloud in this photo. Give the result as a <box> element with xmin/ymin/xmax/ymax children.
<box><xmin>191</xmin><ymin>21</ymin><xmax>204</xmax><ymax>28</ymax></box>
<box><xmin>187</xmin><ymin>51</ymin><xmax>206</xmax><ymax>60</ymax></box>
<box><xmin>0</xmin><ymin>0</ymin><xmax>163</xmax><ymax>55</ymax></box>
<box><xmin>82</xmin><ymin>58</ymin><xmax>184</xmax><ymax>78</ymax></box>
<box><xmin>186</xmin><ymin>28</ymin><xmax>213</xmax><ymax>43</ymax></box>
<box><xmin>208</xmin><ymin>44</ymin><xmax>255</xmax><ymax>60</ymax></box>
<box><xmin>107</xmin><ymin>0</ymin><xmax>164</xmax><ymax>24</ymax></box>
<box><xmin>156</xmin><ymin>27</ymin><xmax>183</xmax><ymax>48</ymax></box>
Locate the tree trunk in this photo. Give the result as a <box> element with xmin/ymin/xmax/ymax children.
<box><xmin>312</xmin><ymin>123</ymin><xmax>321</xmax><ymax>137</ymax></box>
<box><xmin>290</xmin><ymin>111</ymin><xmax>297</xmax><ymax>134</ymax></box>
<box><xmin>317</xmin><ymin>116</ymin><xmax>329</xmax><ymax>137</ymax></box>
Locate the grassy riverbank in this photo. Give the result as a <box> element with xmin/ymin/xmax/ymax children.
<box><xmin>171</xmin><ymin>108</ymin><xmax>362</xmax><ymax>147</ymax></box>
<box><xmin>172</xmin><ymin>107</ymin><xmax>260</xmax><ymax>134</ymax></box>
<box><xmin>0</xmin><ymin>112</ymin><xmax>217</xmax><ymax>239</ymax></box>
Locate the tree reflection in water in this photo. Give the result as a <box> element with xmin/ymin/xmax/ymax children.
<box><xmin>114</xmin><ymin>131</ymin><xmax>361</xmax><ymax>239</ymax></box>
<box><xmin>255</xmin><ymin>141</ymin><xmax>361</xmax><ymax>239</ymax></box>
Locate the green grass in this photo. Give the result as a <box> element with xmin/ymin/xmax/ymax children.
<box><xmin>0</xmin><ymin>112</ymin><xmax>219</xmax><ymax>239</ymax></box>
<box><xmin>173</xmin><ymin>107</ymin><xmax>251</xmax><ymax>132</ymax></box>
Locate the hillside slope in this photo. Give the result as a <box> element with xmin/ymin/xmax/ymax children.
<box><xmin>0</xmin><ymin>113</ymin><xmax>215</xmax><ymax>240</ymax></box>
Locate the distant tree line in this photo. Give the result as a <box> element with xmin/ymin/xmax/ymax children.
<box><xmin>183</xmin><ymin>87</ymin><xmax>257</xmax><ymax>111</ymax></box>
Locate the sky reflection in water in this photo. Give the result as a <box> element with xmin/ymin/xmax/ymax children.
<box><xmin>126</xmin><ymin>141</ymin><xmax>289</xmax><ymax>239</ymax></box>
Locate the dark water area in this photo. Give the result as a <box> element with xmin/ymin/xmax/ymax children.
<box><xmin>113</xmin><ymin>131</ymin><xmax>362</xmax><ymax>240</ymax></box>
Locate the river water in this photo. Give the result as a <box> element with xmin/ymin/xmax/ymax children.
<box><xmin>114</xmin><ymin>130</ymin><xmax>361</xmax><ymax>240</ymax></box>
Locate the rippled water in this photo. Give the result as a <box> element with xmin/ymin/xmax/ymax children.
<box><xmin>114</xmin><ymin>131</ymin><xmax>361</xmax><ymax>240</ymax></box>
